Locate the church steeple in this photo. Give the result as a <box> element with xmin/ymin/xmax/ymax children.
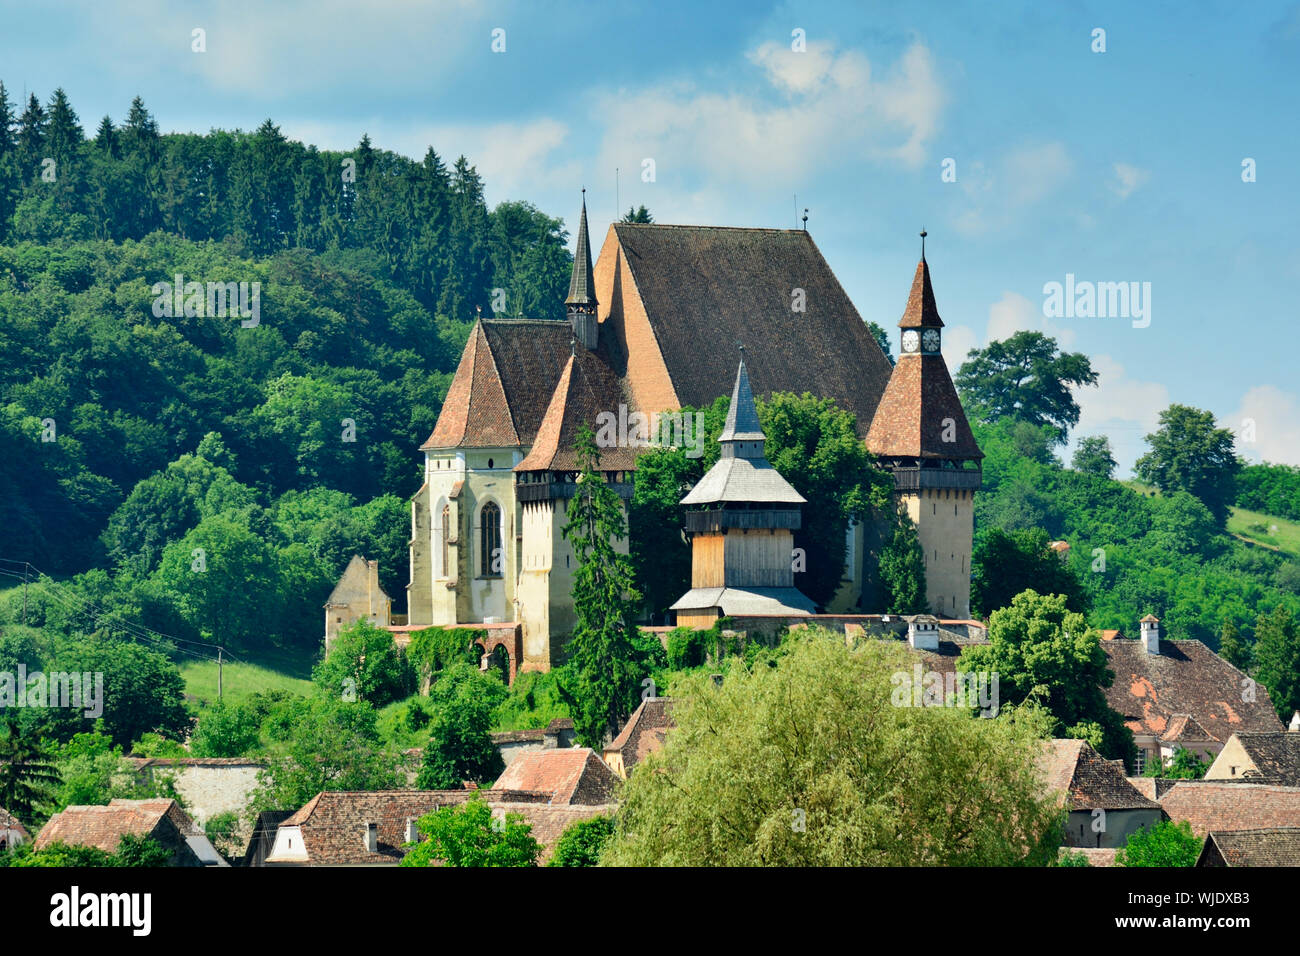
<box><xmin>718</xmin><ymin>348</ymin><xmax>766</xmax><ymax>460</ymax></box>
<box><xmin>567</xmin><ymin>191</ymin><xmax>599</xmax><ymax>349</ymax></box>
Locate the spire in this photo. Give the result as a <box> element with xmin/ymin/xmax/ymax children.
<box><xmin>566</xmin><ymin>189</ymin><xmax>596</xmax><ymax>309</ymax></box>
<box><xmin>718</xmin><ymin>349</ymin><xmax>766</xmax><ymax>457</ymax></box>
<box><xmin>899</xmin><ymin>255</ymin><xmax>943</xmax><ymax>329</ymax></box>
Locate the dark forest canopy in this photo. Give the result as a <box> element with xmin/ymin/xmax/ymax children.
<box><xmin>0</xmin><ymin>88</ymin><xmax>573</xmax><ymax>649</ymax></box>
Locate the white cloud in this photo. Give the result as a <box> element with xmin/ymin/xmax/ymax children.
<box><xmin>1110</xmin><ymin>162</ymin><xmax>1150</xmax><ymax>200</ymax></box>
<box><xmin>594</xmin><ymin>41</ymin><xmax>945</xmax><ymax>189</ymax></box>
<box><xmin>1229</xmin><ymin>385</ymin><xmax>1300</xmax><ymax>466</ymax></box>
<box><xmin>985</xmin><ymin>291</ymin><xmax>1076</xmax><ymax>348</ymax></box>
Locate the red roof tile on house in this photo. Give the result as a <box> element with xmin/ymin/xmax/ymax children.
<box><xmin>1160</xmin><ymin>782</ymin><xmax>1300</xmax><ymax>837</ymax></box>
<box><xmin>604</xmin><ymin>698</ymin><xmax>675</xmax><ymax>775</ymax></box>
<box><xmin>1039</xmin><ymin>740</ymin><xmax>1161</xmax><ymax>811</ymax></box>
<box><xmin>35</xmin><ymin>798</ymin><xmax>206</xmax><ymax>865</ymax></box>
<box><xmin>492</xmin><ymin>748</ymin><xmax>619</xmax><ymax>805</ymax></box>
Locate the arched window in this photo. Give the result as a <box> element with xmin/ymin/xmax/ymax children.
<box><xmin>440</xmin><ymin>504</ymin><xmax>450</xmax><ymax>578</ymax></box>
<box><xmin>480</xmin><ymin>501</ymin><xmax>502</xmax><ymax>577</ymax></box>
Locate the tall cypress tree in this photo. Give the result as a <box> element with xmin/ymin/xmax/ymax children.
<box><xmin>559</xmin><ymin>426</ymin><xmax>645</xmax><ymax>748</ymax></box>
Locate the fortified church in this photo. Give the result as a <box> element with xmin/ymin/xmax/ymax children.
<box><xmin>333</xmin><ymin>198</ymin><xmax>982</xmax><ymax>675</ymax></box>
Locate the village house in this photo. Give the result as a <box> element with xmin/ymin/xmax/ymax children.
<box><xmin>1196</xmin><ymin>827</ymin><xmax>1300</xmax><ymax>867</ymax></box>
<box><xmin>36</xmin><ymin>798</ymin><xmax>225</xmax><ymax>867</ymax></box>
<box><xmin>324</xmin><ymin>555</ymin><xmax>391</xmax><ymax>655</ymax></box>
<box><xmin>261</xmin><ymin>788</ymin><xmax>612</xmax><ymax>866</ymax></box>
<box><xmin>0</xmin><ymin>807</ymin><xmax>29</xmax><ymax>849</ymax></box>
<box><xmin>1100</xmin><ymin>614</ymin><xmax>1284</xmax><ymax>772</ymax></box>
<box><xmin>1039</xmin><ymin>739</ymin><xmax>1164</xmax><ymax>849</ymax></box>
<box><xmin>491</xmin><ymin>747</ymin><xmax>620</xmax><ymax>805</ymax></box>
<box><xmin>1156</xmin><ymin>782</ymin><xmax>1300</xmax><ymax>837</ymax></box>
<box><xmin>603</xmin><ymin>697</ymin><xmax>675</xmax><ymax>778</ymax></box>
<box><xmin>1204</xmin><ymin>726</ymin><xmax>1300</xmax><ymax>784</ymax></box>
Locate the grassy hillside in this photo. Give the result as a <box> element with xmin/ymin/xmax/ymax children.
<box><xmin>1228</xmin><ymin>506</ymin><xmax>1300</xmax><ymax>556</ymax></box>
<box><xmin>179</xmin><ymin>643</ymin><xmax>315</xmax><ymax>705</ymax></box>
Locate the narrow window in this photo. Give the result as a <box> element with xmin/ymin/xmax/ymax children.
<box><xmin>480</xmin><ymin>501</ymin><xmax>501</xmax><ymax>577</ymax></box>
<box><xmin>440</xmin><ymin>505</ymin><xmax>450</xmax><ymax>578</ymax></box>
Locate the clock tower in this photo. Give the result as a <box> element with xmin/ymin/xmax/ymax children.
<box><xmin>865</xmin><ymin>235</ymin><xmax>983</xmax><ymax>618</ymax></box>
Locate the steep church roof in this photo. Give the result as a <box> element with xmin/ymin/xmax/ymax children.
<box><xmin>608</xmin><ymin>224</ymin><xmax>893</xmax><ymax>437</ymax></box>
<box><xmin>422</xmin><ymin>319</ymin><xmax>573</xmax><ymax>450</ymax></box>
<box><xmin>865</xmin><ymin>256</ymin><xmax>982</xmax><ymax>461</ymax></box>
<box><xmin>515</xmin><ymin>346</ymin><xmax>637</xmax><ymax>472</ymax></box>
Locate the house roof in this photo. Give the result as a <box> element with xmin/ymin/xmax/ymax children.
<box><xmin>1222</xmin><ymin>732</ymin><xmax>1300</xmax><ymax>785</ymax></box>
<box><xmin>514</xmin><ymin>348</ymin><xmax>637</xmax><ymax>472</ymax></box>
<box><xmin>1159</xmin><ymin>782</ymin><xmax>1300</xmax><ymax>836</ymax></box>
<box><xmin>423</xmin><ymin>319</ymin><xmax>574</xmax><ymax>450</ymax></box>
<box><xmin>1039</xmin><ymin>740</ymin><xmax>1161</xmax><ymax>811</ymax></box>
<box><xmin>1102</xmin><ymin>639</ymin><xmax>1285</xmax><ymax>744</ymax></box>
<box><xmin>669</xmin><ymin>586</ymin><xmax>816</xmax><ymax>616</ymax></box>
<box><xmin>604</xmin><ymin>698</ymin><xmax>675</xmax><ymax>773</ymax></box>
<box><xmin>1162</xmin><ymin>713</ymin><xmax>1214</xmax><ymax>743</ymax></box>
<box><xmin>491</xmin><ymin>748</ymin><xmax>619</xmax><ymax>805</ymax></box>
<box><xmin>0</xmin><ymin>807</ymin><xmax>29</xmax><ymax>842</ymax></box>
<box><xmin>1200</xmin><ymin>827</ymin><xmax>1300</xmax><ymax>866</ymax></box>
<box><xmin>268</xmin><ymin>789</ymin><xmax>610</xmax><ymax>865</ymax></box>
<box><xmin>609</xmin><ymin>224</ymin><xmax>894</xmax><ymax>437</ymax></box>
<box><xmin>36</xmin><ymin>798</ymin><xmax>197</xmax><ymax>854</ymax></box>
<box><xmin>325</xmin><ymin>554</ymin><xmax>389</xmax><ymax>606</ymax></box>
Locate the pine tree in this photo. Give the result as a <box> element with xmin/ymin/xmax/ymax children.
<box><xmin>878</xmin><ymin>508</ymin><xmax>928</xmax><ymax>614</ymax></box>
<box><xmin>560</xmin><ymin>426</ymin><xmax>645</xmax><ymax>748</ymax></box>
<box><xmin>0</xmin><ymin>717</ymin><xmax>60</xmax><ymax>824</ymax></box>
<box><xmin>0</xmin><ymin>82</ymin><xmax>14</xmax><ymax>155</ymax></box>
<box><xmin>45</xmin><ymin>88</ymin><xmax>83</xmax><ymax>163</ymax></box>
<box><xmin>17</xmin><ymin>93</ymin><xmax>47</xmax><ymax>173</ymax></box>
<box><xmin>94</xmin><ymin>115</ymin><xmax>117</xmax><ymax>157</ymax></box>
<box><xmin>1254</xmin><ymin>605</ymin><xmax>1300</xmax><ymax>720</ymax></box>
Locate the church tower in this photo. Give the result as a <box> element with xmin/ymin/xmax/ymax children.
<box><xmin>670</xmin><ymin>352</ymin><xmax>815</xmax><ymax>627</ymax></box>
<box><xmin>865</xmin><ymin>235</ymin><xmax>982</xmax><ymax>618</ymax></box>
<box><xmin>567</xmin><ymin>191</ymin><xmax>599</xmax><ymax>350</ymax></box>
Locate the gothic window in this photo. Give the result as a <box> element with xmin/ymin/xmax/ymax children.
<box><xmin>440</xmin><ymin>504</ymin><xmax>450</xmax><ymax>578</ymax></box>
<box><xmin>480</xmin><ymin>501</ymin><xmax>502</xmax><ymax>577</ymax></box>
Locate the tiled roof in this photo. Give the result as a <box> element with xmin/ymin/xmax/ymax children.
<box><xmin>1201</xmin><ymin>827</ymin><xmax>1300</xmax><ymax>866</ymax></box>
<box><xmin>35</xmin><ymin>798</ymin><xmax>201</xmax><ymax>862</ymax></box>
<box><xmin>269</xmin><ymin>789</ymin><xmax>610</xmax><ymax>865</ymax></box>
<box><xmin>1225</xmin><ymin>732</ymin><xmax>1300</xmax><ymax>785</ymax></box>
<box><xmin>604</xmin><ymin>698</ymin><xmax>675</xmax><ymax>773</ymax></box>
<box><xmin>491</xmin><ymin>748</ymin><xmax>619</xmax><ymax>805</ymax></box>
<box><xmin>566</xmin><ymin>197</ymin><xmax>596</xmax><ymax>308</ymax></box>
<box><xmin>514</xmin><ymin>348</ymin><xmax>638</xmax><ymax>472</ymax></box>
<box><xmin>865</xmin><ymin>354</ymin><xmax>983</xmax><ymax>460</ymax></box>
<box><xmin>610</xmin><ymin>224</ymin><xmax>893</xmax><ymax>438</ymax></box>
<box><xmin>1060</xmin><ymin>846</ymin><xmax>1120</xmax><ymax>867</ymax></box>
<box><xmin>1159</xmin><ymin>782</ymin><xmax>1300</xmax><ymax>836</ymax></box>
<box><xmin>270</xmin><ymin>789</ymin><xmax>551</xmax><ymax>865</ymax></box>
<box><xmin>898</xmin><ymin>258</ymin><xmax>944</xmax><ymax>328</ymax></box>
<box><xmin>423</xmin><ymin>319</ymin><xmax>574</xmax><ymax>450</ymax></box>
<box><xmin>717</xmin><ymin>355</ymin><xmax>764</xmax><ymax>443</ymax></box>
<box><xmin>1162</xmin><ymin>713</ymin><xmax>1214</xmax><ymax>743</ymax></box>
<box><xmin>679</xmin><ymin>456</ymin><xmax>806</xmax><ymax>505</ymax></box>
<box><xmin>1039</xmin><ymin>740</ymin><xmax>1161</xmax><ymax>811</ymax></box>
<box><xmin>1102</xmin><ymin>639</ymin><xmax>1285</xmax><ymax>744</ymax></box>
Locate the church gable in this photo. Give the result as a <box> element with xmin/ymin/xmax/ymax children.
<box><xmin>516</xmin><ymin>347</ymin><xmax>637</xmax><ymax>473</ymax></box>
<box><xmin>422</xmin><ymin>319</ymin><xmax>573</xmax><ymax>450</ymax></box>
<box><xmin>607</xmin><ymin>224</ymin><xmax>893</xmax><ymax>436</ymax></box>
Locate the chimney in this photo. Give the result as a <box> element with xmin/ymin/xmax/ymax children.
<box><xmin>1289</xmin><ymin>711</ymin><xmax>1300</xmax><ymax>732</ymax></box>
<box><xmin>907</xmin><ymin>615</ymin><xmax>939</xmax><ymax>652</ymax></box>
<box><xmin>363</xmin><ymin>822</ymin><xmax>378</xmax><ymax>853</ymax></box>
<box><xmin>405</xmin><ymin>818</ymin><xmax>419</xmax><ymax>843</ymax></box>
<box><xmin>1140</xmin><ymin>615</ymin><xmax>1160</xmax><ymax>654</ymax></box>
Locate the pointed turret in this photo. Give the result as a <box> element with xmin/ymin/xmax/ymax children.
<box><xmin>717</xmin><ymin>350</ymin><xmax>765</xmax><ymax>458</ymax></box>
<box><xmin>567</xmin><ymin>191</ymin><xmax>599</xmax><ymax>349</ymax></box>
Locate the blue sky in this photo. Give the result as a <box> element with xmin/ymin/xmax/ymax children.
<box><xmin>4</xmin><ymin>0</ymin><xmax>1299</xmax><ymax>474</ymax></box>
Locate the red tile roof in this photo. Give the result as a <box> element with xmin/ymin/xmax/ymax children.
<box><xmin>1160</xmin><ymin>782</ymin><xmax>1300</xmax><ymax>836</ymax></box>
<box><xmin>1102</xmin><ymin>639</ymin><xmax>1285</xmax><ymax>744</ymax></box>
<box><xmin>1039</xmin><ymin>740</ymin><xmax>1161</xmax><ymax>811</ymax></box>
<box><xmin>492</xmin><ymin>748</ymin><xmax>619</xmax><ymax>805</ymax></box>
<box><xmin>35</xmin><ymin>798</ymin><xmax>202</xmax><ymax>864</ymax></box>
<box><xmin>898</xmin><ymin>258</ymin><xmax>944</xmax><ymax>329</ymax></box>
<box><xmin>604</xmin><ymin>698</ymin><xmax>675</xmax><ymax>774</ymax></box>
<box><xmin>515</xmin><ymin>349</ymin><xmax>638</xmax><ymax>472</ymax></box>
<box><xmin>1200</xmin><ymin>827</ymin><xmax>1300</xmax><ymax>866</ymax></box>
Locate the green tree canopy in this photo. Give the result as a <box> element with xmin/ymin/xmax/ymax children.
<box><xmin>1071</xmin><ymin>436</ymin><xmax>1116</xmax><ymax>478</ymax></box>
<box><xmin>313</xmin><ymin>619</ymin><xmax>414</xmax><ymax>708</ymax></box>
<box><xmin>1134</xmin><ymin>404</ymin><xmax>1241</xmax><ymax>526</ymax></box>
<box><xmin>971</xmin><ymin>527</ymin><xmax>1089</xmax><ymax>617</ymax></box>
<box><xmin>603</xmin><ymin>632</ymin><xmax>1064</xmax><ymax>866</ymax></box>
<box><xmin>1253</xmin><ymin>604</ymin><xmax>1300</xmax><ymax>721</ymax></box>
<box><xmin>955</xmin><ymin>331</ymin><xmax>1098</xmax><ymax>444</ymax></box>
<box><xmin>1115</xmin><ymin>820</ymin><xmax>1202</xmax><ymax>867</ymax></box>
<box><xmin>416</xmin><ymin>663</ymin><xmax>507</xmax><ymax>790</ymax></box>
<box><xmin>400</xmin><ymin>797</ymin><xmax>540</xmax><ymax>867</ymax></box>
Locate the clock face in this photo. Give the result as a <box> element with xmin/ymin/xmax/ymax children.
<box><xmin>922</xmin><ymin>329</ymin><xmax>941</xmax><ymax>353</ymax></box>
<box><xmin>901</xmin><ymin>330</ymin><xmax>920</xmax><ymax>353</ymax></box>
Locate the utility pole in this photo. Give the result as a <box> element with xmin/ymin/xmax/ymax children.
<box><xmin>22</xmin><ymin>563</ymin><xmax>28</xmax><ymax>625</ymax></box>
<box><xmin>217</xmin><ymin>647</ymin><xmax>223</xmax><ymax>700</ymax></box>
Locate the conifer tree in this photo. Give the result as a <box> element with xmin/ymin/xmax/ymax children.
<box><xmin>560</xmin><ymin>426</ymin><xmax>645</xmax><ymax>748</ymax></box>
